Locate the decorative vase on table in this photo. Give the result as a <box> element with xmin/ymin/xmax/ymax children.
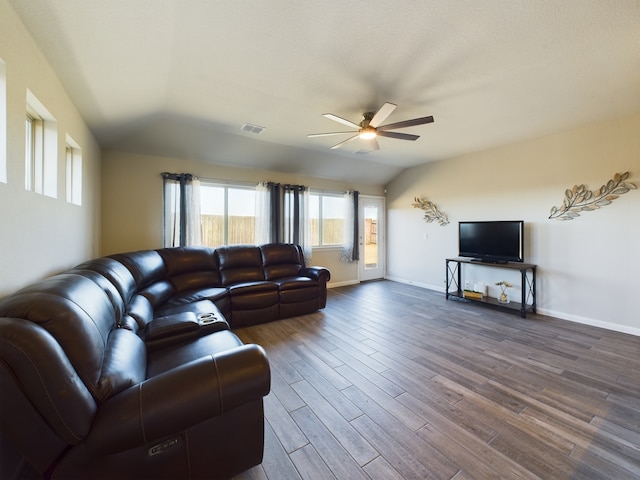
<box><xmin>496</xmin><ymin>281</ymin><xmax>512</xmax><ymax>304</ymax></box>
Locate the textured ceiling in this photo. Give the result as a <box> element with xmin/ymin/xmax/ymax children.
<box><xmin>8</xmin><ymin>0</ymin><xmax>640</xmax><ymax>185</ymax></box>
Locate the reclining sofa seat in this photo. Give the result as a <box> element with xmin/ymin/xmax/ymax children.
<box><xmin>260</xmin><ymin>243</ymin><xmax>325</xmax><ymax>318</ymax></box>
<box><xmin>215</xmin><ymin>245</ymin><xmax>280</xmax><ymax>327</ymax></box>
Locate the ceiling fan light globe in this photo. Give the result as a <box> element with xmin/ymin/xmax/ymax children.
<box><xmin>359</xmin><ymin>128</ymin><xmax>377</xmax><ymax>140</ymax></box>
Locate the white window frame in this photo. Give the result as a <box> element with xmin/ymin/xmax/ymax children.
<box><xmin>309</xmin><ymin>190</ymin><xmax>346</xmax><ymax>248</ymax></box>
<box><xmin>65</xmin><ymin>134</ymin><xmax>82</xmax><ymax>205</ymax></box>
<box><xmin>25</xmin><ymin>111</ymin><xmax>42</xmax><ymax>192</ymax></box>
<box><xmin>26</xmin><ymin>89</ymin><xmax>57</xmax><ymax>197</ymax></box>
<box><xmin>200</xmin><ymin>180</ymin><xmax>257</xmax><ymax>247</ymax></box>
<box><xmin>0</xmin><ymin>58</ymin><xmax>6</xmax><ymax>184</ymax></box>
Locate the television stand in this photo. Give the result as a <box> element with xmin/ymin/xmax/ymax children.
<box><xmin>445</xmin><ymin>257</ymin><xmax>537</xmax><ymax>318</ymax></box>
<box><xmin>470</xmin><ymin>258</ymin><xmax>508</xmax><ymax>264</ymax></box>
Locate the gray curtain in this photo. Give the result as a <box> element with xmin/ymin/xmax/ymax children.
<box><xmin>351</xmin><ymin>191</ymin><xmax>359</xmax><ymax>261</ymax></box>
<box><xmin>257</xmin><ymin>182</ymin><xmax>310</xmax><ymax>261</ymax></box>
<box><xmin>340</xmin><ymin>190</ymin><xmax>359</xmax><ymax>262</ymax></box>
<box><xmin>161</xmin><ymin>172</ymin><xmax>201</xmax><ymax>247</ymax></box>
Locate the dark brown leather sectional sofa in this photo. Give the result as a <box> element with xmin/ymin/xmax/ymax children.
<box><xmin>0</xmin><ymin>243</ymin><xmax>330</xmax><ymax>479</ymax></box>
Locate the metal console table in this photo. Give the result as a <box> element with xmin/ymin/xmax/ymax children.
<box><xmin>445</xmin><ymin>257</ymin><xmax>537</xmax><ymax>318</ymax></box>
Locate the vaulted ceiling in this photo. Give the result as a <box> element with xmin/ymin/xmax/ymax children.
<box><xmin>9</xmin><ymin>0</ymin><xmax>640</xmax><ymax>185</ymax></box>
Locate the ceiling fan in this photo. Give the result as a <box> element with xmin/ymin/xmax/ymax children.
<box><xmin>308</xmin><ymin>102</ymin><xmax>434</xmax><ymax>151</ymax></box>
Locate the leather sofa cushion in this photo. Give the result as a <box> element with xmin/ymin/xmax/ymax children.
<box><xmin>147</xmin><ymin>330</ymin><xmax>245</xmax><ymax>377</ymax></box>
<box><xmin>0</xmin><ymin>274</ymin><xmax>115</xmax><ymax>396</ymax></box>
<box><xmin>228</xmin><ymin>282</ymin><xmax>279</xmax><ymax>310</ymax></box>
<box><xmin>0</xmin><ymin>318</ymin><xmax>97</xmax><ymax>445</ymax></box>
<box><xmin>73</xmin><ymin>257</ymin><xmax>137</xmax><ymax>305</ymax></box>
<box><xmin>126</xmin><ymin>295</ymin><xmax>154</xmax><ymax>330</ymax></box>
<box><xmin>260</xmin><ymin>243</ymin><xmax>304</xmax><ymax>280</ymax></box>
<box><xmin>280</xmin><ymin>286</ymin><xmax>319</xmax><ymax>303</ymax></box>
<box><xmin>161</xmin><ymin>287</ymin><xmax>228</xmax><ymax>307</ymax></box>
<box><xmin>273</xmin><ymin>277</ymin><xmax>316</xmax><ymax>290</ymax></box>
<box><xmin>137</xmin><ymin>280</ymin><xmax>176</xmax><ymax>307</ymax></box>
<box><xmin>70</xmin><ymin>269</ymin><xmax>127</xmax><ymax>326</ymax></box>
<box><xmin>263</xmin><ymin>263</ymin><xmax>302</xmax><ymax>280</ymax></box>
<box><xmin>97</xmin><ymin>328</ymin><xmax>146</xmax><ymax>402</ymax></box>
<box><xmin>228</xmin><ymin>282</ymin><xmax>277</xmax><ymax>296</ymax></box>
<box><xmin>154</xmin><ymin>299</ymin><xmax>219</xmax><ymax>318</ymax></box>
<box><xmin>158</xmin><ymin>247</ymin><xmax>221</xmax><ymax>287</ymax></box>
<box><xmin>110</xmin><ymin>250</ymin><xmax>167</xmax><ymax>290</ymax></box>
<box><xmin>216</xmin><ymin>246</ymin><xmax>265</xmax><ymax>285</ymax></box>
<box><xmin>230</xmin><ymin>292</ymin><xmax>279</xmax><ymax>311</ymax></box>
<box><xmin>169</xmin><ymin>270</ymin><xmax>222</xmax><ymax>291</ymax></box>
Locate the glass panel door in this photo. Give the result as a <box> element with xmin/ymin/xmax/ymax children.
<box><xmin>359</xmin><ymin>196</ymin><xmax>385</xmax><ymax>281</ymax></box>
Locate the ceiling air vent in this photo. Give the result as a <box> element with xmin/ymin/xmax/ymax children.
<box><xmin>241</xmin><ymin>123</ymin><xmax>265</xmax><ymax>134</ymax></box>
<box><xmin>355</xmin><ymin>150</ymin><xmax>371</xmax><ymax>155</ymax></box>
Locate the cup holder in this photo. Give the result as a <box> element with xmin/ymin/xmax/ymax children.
<box><xmin>197</xmin><ymin>313</ymin><xmax>218</xmax><ymax>325</ymax></box>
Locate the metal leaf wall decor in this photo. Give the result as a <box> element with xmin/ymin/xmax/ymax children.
<box><xmin>412</xmin><ymin>197</ymin><xmax>449</xmax><ymax>226</ymax></box>
<box><xmin>549</xmin><ymin>172</ymin><xmax>636</xmax><ymax>221</ymax></box>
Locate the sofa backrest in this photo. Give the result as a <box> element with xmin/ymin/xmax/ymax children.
<box><xmin>0</xmin><ymin>269</ymin><xmax>148</xmax><ymax>403</ymax></box>
<box><xmin>0</xmin><ymin>317</ymin><xmax>96</xmax><ymax>469</ymax></box>
<box><xmin>70</xmin><ymin>257</ymin><xmax>137</xmax><ymax>326</ymax></box>
<box><xmin>110</xmin><ymin>250</ymin><xmax>175</xmax><ymax>308</ymax></box>
<box><xmin>158</xmin><ymin>246</ymin><xmax>221</xmax><ymax>291</ymax></box>
<box><xmin>109</xmin><ymin>250</ymin><xmax>166</xmax><ymax>288</ymax></box>
<box><xmin>215</xmin><ymin>245</ymin><xmax>265</xmax><ymax>286</ymax></box>
<box><xmin>0</xmin><ymin>273</ymin><xmax>114</xmax><ymax>391</ymax></box>
<box><xmin>260</xmin><ymin>243</ymin><xmax>305</xmax><ymax>280</ymax></box>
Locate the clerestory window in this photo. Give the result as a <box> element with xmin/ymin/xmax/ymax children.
<box><xmin>25</xmin><ymin>90</ymin><xmax>57</xmax><ymax>197</ymax></box>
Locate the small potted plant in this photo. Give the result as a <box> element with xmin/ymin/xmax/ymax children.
<box><xmin>495</xmin><ymin>281</ymin><xmax>512</xmax><ymax>303</ymax></box>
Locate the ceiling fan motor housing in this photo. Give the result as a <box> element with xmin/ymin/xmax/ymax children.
<box><xmin>359</xmin><ymin>113</ymin><xmax>376</xmax><ymax>137</ymax></box>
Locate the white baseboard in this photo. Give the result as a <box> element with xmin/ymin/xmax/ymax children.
<box><xmin>327</xmin><ymin>279</ymin><xmax>360</xmax><ymax>288</ymax></box>
<box><xmin>383</xmin><ymin>277</ymin><xmax>639</xmax><ymax>337</ymax></box>
<box><xmin>536</xmin><ymin>307</ymin><xmax>640</xmax><ymax>337</ymax></box>
<box><xmin>384</xmin><ymin>275</ymin><xmax>444</xmax><ymax>293</ymax></box>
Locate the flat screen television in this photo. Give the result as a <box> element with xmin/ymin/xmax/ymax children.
<box><xmin>458</xmin><ymin>220</ymin><xmax>524</xmax><ymax>263</ymax></box>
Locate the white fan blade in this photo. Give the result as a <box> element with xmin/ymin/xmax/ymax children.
<box><xmin>323</xmin><ymin>113</ymin><xmax>360</xmax><ymax>129</ymax></box>
<box><xmin>330</xmin><ymin>134</ymin><xmax>360</xmax><ymax>149</ymax></box>
<box><xmin>369</xmin><ymin>102</ymin><xmax>397</xmax><ymax>127</ymax></box>
<box><xmin>308</xmin><ymin>131</ymin><xmax>357</xmax><ymax>138</ymax></box>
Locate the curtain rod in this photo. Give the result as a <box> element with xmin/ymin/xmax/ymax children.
<box><xmin>199</xmin><ymin>177</ymin><xmax>259</xmax><ymax>188</ymax></box>
<box><xmin>163</xmin><ymin>173</ymin><xmax>353</xmax><ymax>195</ymax></box>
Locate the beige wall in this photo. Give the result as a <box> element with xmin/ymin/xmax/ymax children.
<box><xmin>0</xmin><ymin>0</ymin><xmax>101</xmax><ymax>296</ymax></box>
<box><xmin>386</xmin><ymin>113</ymin><xmax>640</xmax><ymax>334</ymax></box>
<box><xmin>101</xmin><ymin>150</ymin><xmax>380</xmax><ymax>285</ymax></box>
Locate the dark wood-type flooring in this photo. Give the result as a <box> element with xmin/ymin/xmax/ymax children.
<box><xmin>233</xmin><ymin>280</ymin><xmax>640</xmax><ymax>480</ymax></box>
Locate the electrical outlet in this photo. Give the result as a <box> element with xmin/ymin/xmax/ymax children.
<box><xmin>464</xmin><ymin>281</ymin><xmax>471</xmax><ymax>290</ymax></box>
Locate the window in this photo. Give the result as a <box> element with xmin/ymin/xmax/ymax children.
<box><xmin>309</xmin><ymin>192</ymin><xmax>345</xmax><ymax>247</ymax></box>
<box><xmin>25</xmin><ymin>90</ymin><xmax>57</xmax><ymax>197</ymax></box>
<box><xmin>200</xmin><ymin>181</ymin><xmax>256</xmax><ymax>247</ymax></box>
<box><xmin>65</xmin><ymin>135</ymin><xmax>82</xmax><ymax>205</ymax></box>
<box><xmin>0</xmin><ymin>58</ymin><xmax>6</xmax><ymax>184</ymax></box>
<box><xmin>25</xmin><ymin>112</ymin><xmax>41</xmax><ymax>192</ymax></box>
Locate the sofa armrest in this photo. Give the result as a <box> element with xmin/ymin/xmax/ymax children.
<box><xmin>300</xmin><ymin>266</ymin><xmax>331</xmax><ymax>283</ymax></box>
<box><xmin>86</xmin><ymin>344</ymin><xmax>270</xmax><ymax>454</ymax></box>
<box><xmin>145</xmin><ymin>311</ymin><xmax>229</xmax><ymax>351</ymax></box>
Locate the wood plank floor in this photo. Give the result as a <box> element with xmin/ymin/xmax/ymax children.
<box><xmin>233</xmin><ymin>280</ymin><xmax>640</xmax><ymax>480</ymax></box>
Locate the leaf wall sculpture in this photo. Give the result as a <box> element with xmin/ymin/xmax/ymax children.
<box><xmin>549</xmin><ymin>172</ymin><xmax>636</xmax><ymax>220</ymax></box>
<box><xmin>412</xmin><ymin>197</ymin><xmax>449</xmax><ymax>226</ymax></box>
